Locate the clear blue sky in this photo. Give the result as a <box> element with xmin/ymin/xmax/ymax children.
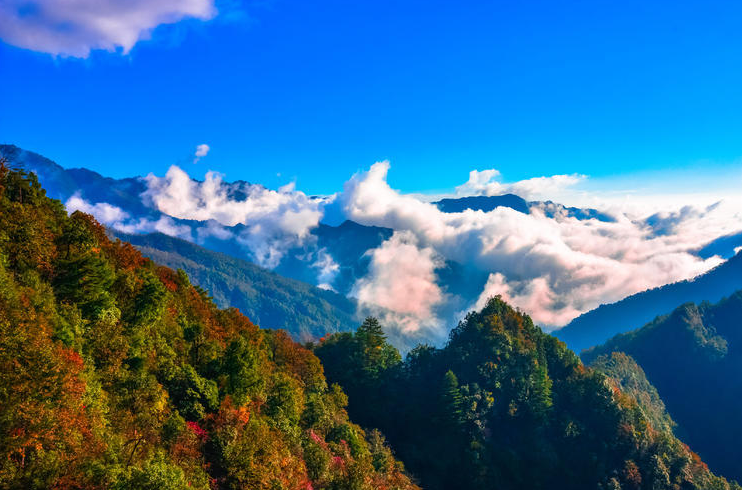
<box><xmin>1</xmin><ymin>0</ymin><xmax>741</xmax><ymax>195</ymax></box>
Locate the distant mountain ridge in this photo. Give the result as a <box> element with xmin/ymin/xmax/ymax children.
<box><xmin>583</xmin><ymin>292</ymin><xmax>742</xmax><ymax>481</ymax></box>
<box><xmin>6</xmin><ymin>143</ymin><xmax>742</xmax><ymax>353</ymax></box>
<box><xmin>433</xmin><ymin>193</ymin><xmax>615</xmax><ymax>222</ymax></box>
<box><xmin>555</xmin><ymin>251</ymin><xmax>742</xmax><ymax>353</ymax></box>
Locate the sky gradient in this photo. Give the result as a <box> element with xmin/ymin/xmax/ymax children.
<box><xmin>1</xmin><ymin>0</ymin><xmax>742</xmax><ymax>196</ymax></box>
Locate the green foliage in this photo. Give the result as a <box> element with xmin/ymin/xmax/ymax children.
<box><xmin>316</xmin><ymin>297</ymin><xmax>740</xmax><ymax>490</ymax></box>
<box><xmin>590</xmin><ymin>352</ymin><xmax>674</xmax><ymax>433</ymax></box>
<box><xmin>584</xmin><ymin>294</ymin><xmax>742</xmax><ymax>481</ymax></box>
<box><xmin>0</xmin><ymin>167</ymin><xmax>418</xmax><ymax>490</ymax></box>
<box><xmin>118</xmin><ymin>230</ymin><xmax>361</xmax><ymax>342</ymax></box>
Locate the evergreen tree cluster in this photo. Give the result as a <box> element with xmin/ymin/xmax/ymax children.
<box><xmin>315</xmin><ymin>298</ymin><xmax>739</xmax><ymax>490</ymax></box>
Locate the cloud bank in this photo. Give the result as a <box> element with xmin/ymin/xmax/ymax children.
<box><xmin>65</xmin><ymin>193</ymin><xmax>193</xmax><ymax>240</ymax></box>
<box><xmin>142</xmin><ymin>165</ymin><xmax>323</xmax><ymax>268</ymax></box>
<box><xmin>339</xmin><ymin>161</ymin><xmax>740</xmax><ymax>330</ymax></box>
<box><xmin>0</xmin><ymin>0</ymin><xmax>216</xmax><ymax>57</ymax></box>
<box><xmin>64</xmin><ymin>159</ymin><xmax>742</xmax><ymax>342</ymax></box>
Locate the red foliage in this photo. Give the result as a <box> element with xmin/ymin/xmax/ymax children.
<box><xmin>187</xmin><ymin>421</ymin><xmax>209</xmax><ymax>442</ymax></box>
<box><xmin>622</xmin><ymin>460</ymin><xmax>642</xmax><ymax>490</ymax></box>
<box><xmin>158</xmin><ymin>267</ymin><xmax>180</xmax><ymax>292</ymax></box>
<box><xmin>109</xmin><ymin>240</ymin><xmax>146</xmax><ymax>270</ymax></box>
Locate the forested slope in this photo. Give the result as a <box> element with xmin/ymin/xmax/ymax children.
<box><xmin>117</xmin><ymin>231</ymin><xmax>360</xmax><ymax>341</ymax></box>
<box><xmin>0</xmin><ymin>163</ymin><xmax>417</xmax><ymax>489</ymax></box>
<box><xmin>584</xmin><ymin>292</ymin><xmax>742</xmax><ymax>481</ymax></box>
<box><xmin>315</xmin><ymin>300</ymin><xmax>738</xmax><ymax>490</ymax></box>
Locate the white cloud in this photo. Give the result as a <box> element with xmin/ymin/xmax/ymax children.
<box><xmin>65</xmin><ymin>160</ymin><xmax>742</xmax><ymax>340</ymax></box>
<box><xmin>351</xmin><ymin>231</ymin><xmax>447</xmax><ymax>337</ymax></box>
<box><xmin>340</xmin><ymin>162</ymin><xmax>741</xmax><ymax>330</ymax></box>
<box><xmin>193</xmin><ymin>143</ymin><xmax>210</xmax><ymax>163</ymax></box>
<box><xmin>454</xmin><ymin>168</ymin><xmax>585</xmax><ymax>201</ymax></box>
<box><xmin>66</xmin><ymin>193</ymin><xmax>130</xmax><ymax>223</ymax></box>
<box><xmin>195</xmin><ymin>220</ymin><xmax>233</xmax><ymax>241</ymax></box>
<box><xmin>65</xmin><ymin>194</ymin><xmax>193</xmax><ymax>240</ymax></box>
<box><xmin>311</xmin><ymin>248</ymin><xmax>340</xmax><ymax>291</ymax></box>
<box><xmin>0</xmin><ymin>0</ymin><xmax>216</xmax><ymax>57</ymax></box>
<box><xmin>142</xmin><ymin>165</ymin><xmax>323</xmax><ymax>267</ymax></box>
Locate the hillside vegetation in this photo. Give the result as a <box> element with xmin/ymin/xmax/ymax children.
<box><xmin>315</xmin><ymin>300</ymin><xmax>738</xmax><ymax>490</ymax></box>
<box><xmin>0</xmin><ymin>163</ymin><xmax>417</xmax><ymax>489</ymax></box>
<box><xmin>584</xmin><ymin>292</ymin><xmax>742</xmax><ymax>481</ymax></box>
<box><xmin>117</xmin><ymin>231</ymin><xmax>360</xmax><ymax>341</ymax></box>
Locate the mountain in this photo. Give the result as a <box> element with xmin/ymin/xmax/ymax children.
<box><xmin>434</xmin><ymin>194</ymin><xmax>530</xmax><ymax>214</ymax></box>
<box><xmin>590</xmin><ymin>352</ymin><xmax>674</xmax><ymax>434</ymax></box>
<box><xmin>313</xmin><ymin>298</ymin><xmax>737</xmax><ymax>490</ymax></box>
<box><xmin>275</xmin><ymin>220</ymin><xmax>394</xmax><ymax>294</ymax></box>
<box><xmin>433</xmin><ymin>194</ymin><xmax>615</xmax><ymax>222</ymax></box>
<box><xmin>0</xmin><ymin>144</ymin><xmax>392</xmax><ymax>295</ymax></box>
<box><xmin>0</xmin><ymin>144</ymin><xmax>492</xmax><ymax>343</ymax></box>
<box><xmin>583</xmin><ymin>292</ymin><xmax>742</xmax><ymax>481</ymax></box>
<box><xmin>696</xmin><ymin>230</ymin><xmax>742</xmax><ymax>259</ymax></box>
<box><xmin>0</xmin><ymin>162</ymin><xmax>418</xmax><ymax>489</ymax></box>
<box><xmin>555</xmin><ymin>251</ymin><xmax>742</xmax><ymax>353</ymax></box>
<box><xmin>115</xmin><ymin>231</ymin><xmax>360</xmax><ymax>342</ymax></box>
<box><xmin>2</xmin><ymin>145</ymin><xmax>365</xmax><ymax>341</ymax></box>
<box><xmin>0</xmin><ymin>143</ymin><xmax>153</xmax><ymax>216</ymax></box>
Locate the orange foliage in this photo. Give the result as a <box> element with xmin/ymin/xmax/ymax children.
<box><xmin>157</xmin><ymin>267</ymin><xmax>180</xmax><ymax>292</ymax></box>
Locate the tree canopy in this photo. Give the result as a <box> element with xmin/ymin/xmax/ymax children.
<box><xmin>0</xmin><ymin>166</ymin><xmax>418</xmax><ymax>490</ymax></box>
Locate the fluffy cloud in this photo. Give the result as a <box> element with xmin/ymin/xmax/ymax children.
<box><xmin>340</xmin><ymin>162</ymin><xmax>740</xmax><ymax>330</ymax></box>
<box><xmin>312</xmin><ymin>249</ymin><xmax>340</xmax><ymax>291</ymax></box>
<box><xmin>351</xmin><ymin>231</ymin><xmax>446</xmax><ymax>338</ymax></box>
<box><xmin>0</xmin><ymin>0</ymin><xmax>216</xmax><ymax>57</ymax></box>
<box><xmin>66</xmin><ymin>193</ymin><xmax>130</xmax><ymax>223</ymax></box>
<box><xmin>65</xmin><ymin>194</ymin><xmax>193</xmax><ymax>240</ymax></box>
<box><xmin>142</xmin><ymin>165</ymin><xmax>323</xmax><ymax>267</ymax></box>
<box><xmin>64</xmin><ymin>159</ymin><xmax>742</xmax><ymax>340</ymax></box>
<box><xmin>194</xmin><ymin>144</ymin><xmax>210</xmax><ymax>163</ymax></box>
<box><xmin>454</xmin><ymin>168</ymin><xmax>585</xmax><ymax>200</ymax></box>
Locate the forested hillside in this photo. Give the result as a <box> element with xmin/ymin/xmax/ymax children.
<box><xmin>314</xmin><ymin>299</ymin><xmax>738</xmax><ymax>490</ymax></box>
<box><xmin>584</xmin><ymin>292</ymin><xmax>742</xmax><ymax>481</ymax></box>
<box><xmin>0</xmin><ymin>163</ymin><xmax>417</xmax><ymax>488</ymax></box>
<box><xmin>116</xmin><ymin>231</ymin><xmax>360</xmax><ymax>341</ymax></box>
<box><xmin>590</xmin><ymin>353</ymin><xmax>674</xmax><ymax>434</ymax></box>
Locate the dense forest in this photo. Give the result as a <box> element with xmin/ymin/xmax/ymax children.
<box><xmin>314</xmin><ymin>303</ymin><xmax>738</xmax><ymax>490</ymax></box>
<box><xmin>0</xmin><ymin>163</ymin><xmax>418</xmax><ymax>488</ymax></box>
<box><xmin>584</xmin><ymin>293</ymin><xmax>742</xmax><ymax>481</ymax></box>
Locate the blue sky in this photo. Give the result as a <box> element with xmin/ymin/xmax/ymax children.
<box><xmin>1</xmin><ymin>0</ymin><xmax>741</xmax><ymax>195</ymax></box>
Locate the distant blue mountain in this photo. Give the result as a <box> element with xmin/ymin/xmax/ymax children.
<box><xmin>695</xmin><ymin>231</ymin><xmax>742</xmax><ymax>259</ymax></box>
<box><xmin>1</xmin><ymin>144</ymin><xmax>154</xmax><ymax>217</ymax></box>
<box><xmin>555</xmin><ymin>251</ymin><xmax>742</xmax><ymax>354</ymax></box>
<box><xmin>434</xmin><ymin>194</ymin><xmax>530</xmax><ymax>214</ymax></box>
<box><xmin>434</xmin><ymin>193</ymin><xmax>615</xmax><ymax>222</ymax></box>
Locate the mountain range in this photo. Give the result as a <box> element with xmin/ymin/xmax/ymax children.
<box><xmin>5</xmin><ymin>143</ymin><xmax>742</xmax><ymax>355</ymax></box>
